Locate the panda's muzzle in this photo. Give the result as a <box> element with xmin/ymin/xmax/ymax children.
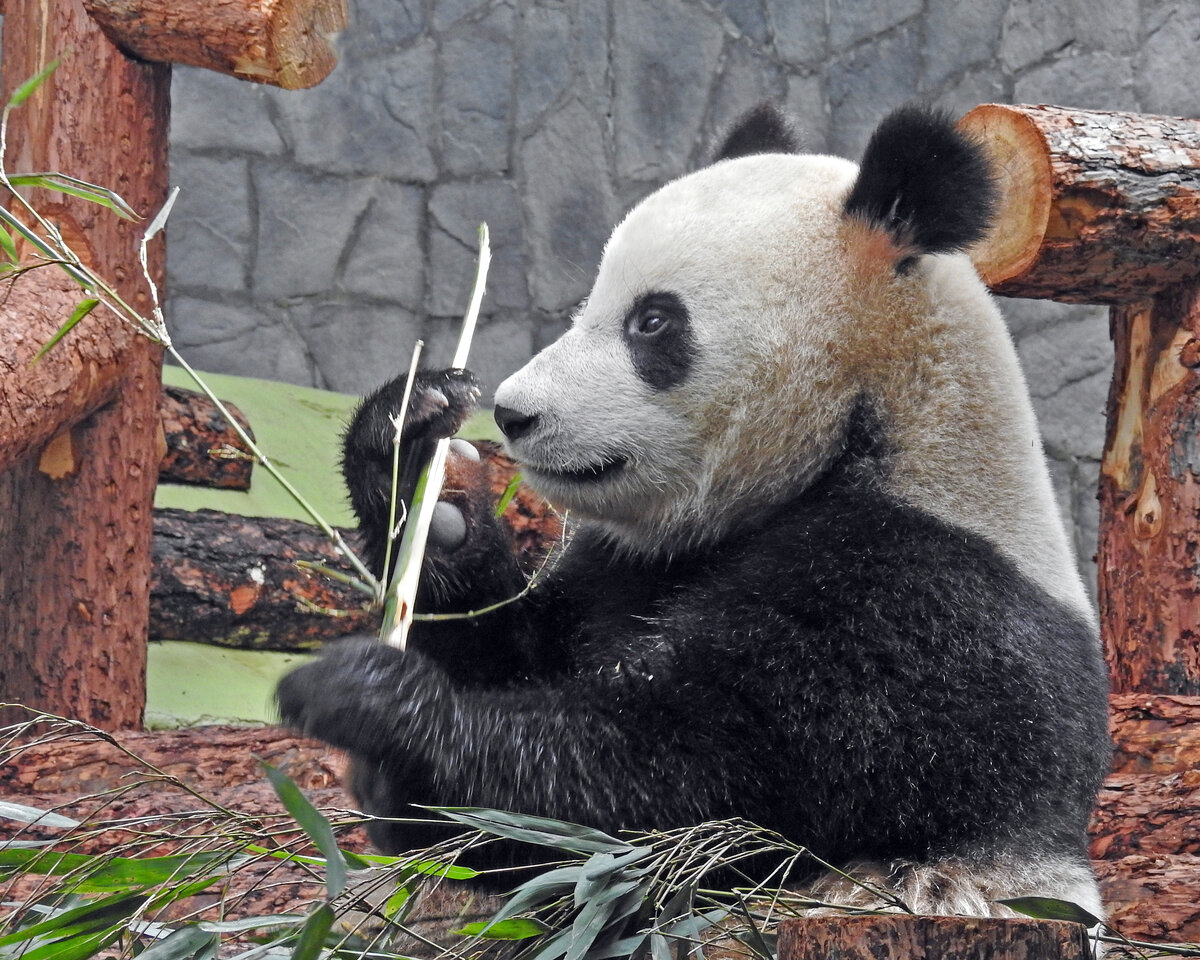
<box><xmin>548</xmin><ymin>454</ymin><xmax>629</xmax><ymax>484</ymax></box>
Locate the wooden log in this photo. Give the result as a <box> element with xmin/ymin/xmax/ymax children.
<box><xmin>960</xmin><ymin>104</ymin><xmax>1200</xmax><ymax>304</ymax></box>
<box><xmin>1091</xmin><ymin>771</ymin><xmax>1200</xmax><ymax>860</ymax></box>
<box><xmin>1109</xmin><ymin>693</ymin><xmax>1200</xmax><ymax>774</ymax></box>
<box><xmin>1099</xmin><ymin>282</ymin><xmax>1200</xmax><ymax>694</ymax></box>
<box><xmin>0</xmin><ymin>0</ymin><xmax>169</xmax><ymax>730</ymax></box>
<box><xmin>1095</xmin><ymin>854</ymin><xmax>1200</xmax><ymax>945</ymax></box>
<box><xmin>777</xmin><ymin>916</ymin><xmax>1090</xmax><ymax>960</ymax></box>
<box><xmin>150</xmin><ymin>508</ymin><xmax>372</xmax><ymax>649</ymax></box>
<box><xmin>159</xmin><ymin>385</ymin><xmax>255</xmax><ymax>490</ymax></box>
<box><xmin>82</xmin><ymin>0</ymin><xmax>349</xmax><ymax>90</ymax></box>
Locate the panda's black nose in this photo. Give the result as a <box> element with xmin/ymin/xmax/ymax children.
<box><xmin>494</xmin><ymin>405</ymin><xmax>538</xmax><ymax>441</ymax></box>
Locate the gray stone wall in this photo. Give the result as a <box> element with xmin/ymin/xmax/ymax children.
<box><xmin>40</xmin><ymin>1</ymin><xmax>1200</xmax><ymax>597</ymax></box>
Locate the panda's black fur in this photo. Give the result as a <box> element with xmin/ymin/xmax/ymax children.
<box><xmin>277</xmin><ymin>104</ymin><xmax>1111</xmax><ymax>907</ymax></box>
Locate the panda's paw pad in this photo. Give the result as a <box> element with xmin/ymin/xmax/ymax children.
<box><xmin>405</xmin><ymin>369</ymin><xmax>481</xmax><ymax>441</ymax></box>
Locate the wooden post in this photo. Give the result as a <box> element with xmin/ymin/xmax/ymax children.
<box><xmin>0</xmin><ymin>0</ymin><xmax>170</xmax><ymax>730</ymax></box>
<box><xmin>960</xmin><ymin>104</ymin><xmax>1200</xmax><ymax>694</ymax></box>
<box><xmin>0</xmin><ymin>0</ymin><xmax>346</xmax><ymax>730</ymax></box>
<box><xmin>777</xmin><ymin>916</ymin><xmax>1090</xmax><ymax>960</ymax></box>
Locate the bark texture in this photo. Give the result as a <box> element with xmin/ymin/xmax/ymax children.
<box><xmin>776</xmin><ymin>916</ymin><xmax>1090</xmax><ymax>960</ymax></box>
<box><xmin>1109</xmin><ymin>693</ymin><xmax>1200</xmax><ymax>774</ymax></box>
<box><xmin>0</xmin><ymin>0</ymin><xmax>169</xmax><ymax>730</ymax></box>
<box><xmin>150</xmin><ymin>509</ymin><xmax>373</xmax><ymax>649</ymax></box>
<box><xmin>1099</xmin><ymin>284</ymin><xmax>1200</xmax><ymax>694</ymax></box>
<box><xmin>82</xmin><ymin>0</ymin><xmax>349</xmax><ymax>89</ymax></box>
<box><xmin>159</xmin><ymin>386</ymin><xmax>255</xmax><ymax>490</ymax></box>
<box><xmin>960</xmin><ymin>104</ymin><xmax>1200</xmax><ymax>303</ymax></box>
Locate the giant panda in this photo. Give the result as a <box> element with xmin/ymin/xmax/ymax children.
<box><xmin>277</xmin><ymin>104</ymin><xmax>1111</xmax><ymax>917</ymax></box>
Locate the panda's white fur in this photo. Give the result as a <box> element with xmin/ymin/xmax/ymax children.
<box><xmin>496</xmin><ymin>152</ymin><xmax>1092</xmax><ymax>620</ymax></box>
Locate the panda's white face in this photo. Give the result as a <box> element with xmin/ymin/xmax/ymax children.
<box><xmin>494</xmin><ymin>154</ymin><xmax>867</xmax><ymax>550</ymax></box>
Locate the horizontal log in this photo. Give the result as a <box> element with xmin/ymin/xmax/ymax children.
<box><xmin>1091</xmin><ymin>771</ymin><xmax>1200</xmax><ymax>860</ymax></box>
<box><xmin>961</xmin><ymin>104</ymin><xmax>1200</xmax><ymax>303</ymax></box>
<box><xmin>1096</xmin><ymin>854</ymin><xmax>1200</xmax><ymax>944</ymax></box>
<box><xmin>159</xmin><ymin>385</ymin><xmax>255</xmax><ymax>490</ymax></box>
<box><xmin>0</xmin><ymin>267</ymin><xmax>143</xmax><ymax>475</ymax></box>
<box><xmin>82</xmin><ymin>0</ymin><xmax>349</xmax><ymax>90</ymax></box>
<box><xmin>777</xmin><ymin>916</ymin><xmax>1089</xmax><ymax>960</ymax></box>
<box><xmin>150</xmin><ymin>508</ymin><xmax>373</xmax><ymax>649</ymax></box>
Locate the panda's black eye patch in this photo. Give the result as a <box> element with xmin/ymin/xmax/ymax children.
<box><xmin>623</xmin><ymin>291</ymin><xmax>695</xmax><ymax>391</ymax></box>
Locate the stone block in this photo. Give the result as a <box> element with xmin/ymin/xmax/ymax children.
<box><xmin>427</xmin><ymin>179</ymin><xmax>528</xmax><ymax>315</ymax></box>
<box><xmin>932</xmin><ymin>69</ymin><xmax>1006</xmax><ymax>120</ymax></box>
<box><xmin>1017</xmin><ymin>308</ymin><xmax>1111</xmax><ymax>404</ymax></box>
<box><xmin>1000</xmin><ymin>0</ymin><xmax>1074</xmax><ymax>72</ymax></box>
<box><xmin>252</xmin><ymin>162</ymin><xmax>375</xmax><ymax>300</ymax></box>
<box><xmin>344</xmin><ymin>0</ymin><xmax>425</xmax><ymax>57</ymax></box>
<box><xmin>1137</xmin><ymin>1</ymin><xmax>1200</xmax><ymax>119</ymax></box>
<box><xmin>1013</xmin><ymin>51</ymin><xmax>1136</xmax><ymax>111</ymax></box>
<box><xmin>920</xmin><ymin>0</ymin><xmax>1006</xmax><ymax>89</ymax></box>
<box><xmin>706</xmin><ymin>41</ymin><xmax>787</xmax><ymax>152</ymax></box>
<box><xmin>785</xmin><ymin>73</ymin><xmax>829</xmax><ymax>154</ymax></box>
<box><xmin>613</xmin><ymin>0</ymin><xmax>725</xmax><ymax>181</ymax></box>
<box><xmin>573</xmin><ymin>0</ymin><xmax>610</xmax><ymax>96</ymax></box>
<box><xmin>433</xmin><ymin>0</ymin><xmax>488</xmax><ymax>32</ymax></box>
<box><xmin>167</xmin><ymin>155</ymin><xmax>252</xmax><ymax>293</ymax></box>
<box><xmin>828</xmin><ymin>0</ymin><xmax>920</xmax><ymax>51</ymax></box>
<box><xmin>1073</xmin><ymin>0</ymin><xmax>1140</xmax><ymax>55</ymax></box>
<box><xmin>1031</xmin><ymin>369</ymin><xmax>1112</xmax><ymax>461</ymax></box>
<box><xmin>340</xmin><ymin>181</ymin><xmax>425</xmax><ymax>308</ymax></box>
<box><xmin>827</xmin><ymin>24</ymin><xmax>920</xmax><ymax>157</ymax></box>
<box><xmin>273</xmin><ymin>40</ymin><xmax>437</xmax><ymax>180</ymax></box>
<box><xmin>441</xmin><ymin>5</ymin><xmax>515</xmax><ymax>176</ymax></box>
<box><xmin>288</xmin><ymin>299</ymin><xmax>423</xmax><ymax>393</ymax></box>
<box><xmin>998</xmin><ymin>297</ymin><xmax>1087</xmax><ymax>342</ymax></box>
<box><xmin>765</xmin><ymin>0</ymin><xmax>825</xmax><ymax>67</ymax></box>
<box><xmin>1072</xmin><ymin>457</ymin><xmax>1101</xmax><ymax>602</ymax></box>
<box><xmin>169</xmin><ymin>296</ymin><xmax>315</xmax><ymax>387</ymax></box>
<box><xmin>711</xmin><ymin>0</ymin><xmax>769</xmax><ymax>44</ymax></box>
<box><xmin>516</xmin><ymin>2</ymin><xmax>574</xmax><ymax>129</ymax></box>
<box><xmin>170</xmin><ymin>67</ymin><xmax>285</xmax><ymax>155</ymax></box>
<box><xmin>521</xmin><ymin>100</ymin><xmax>618</xmax><ymax>311</ymax></box>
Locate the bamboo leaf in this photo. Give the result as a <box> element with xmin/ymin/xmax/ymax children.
<box><xmin>0</xmin><ymin>890</ymin><xmax>146</xmax><ymax>948</ymax></box>
<box><xmin>0</xmin><ymin>800</ymin><xmax>80</xmax><ymax>829</ymax></box>
<box><xmin>997</xmin><ymin>896</ymin><xmax>1102</xmax><ymax>927</ymax></box>
<box><xmin>0</xmin><ymin>849</ymin><xmax>237</xmax><ymax>891</ymax></box>
<box><xmin>289</xmin><ymin>902</ymin><xmax>334</xmax><ymax>960</ymax></box>
<box><xmin>455</xmin><ymin>918</ymin><xmax>550</xmax><ymax>940</ymax></box>
<box><xmin>30</xmin><ymin>297</ymin><xmax>99</xmax><ymax>365</ymax></box>
<box><xmin>262</xmin><ymin>763</ymin><xmax>348</xmax><ymax>898</ymax></box>
<box><xmin>144</xmin><ymin>186</ymin><xmax>179</xmax><ymax>240</ymax></box>
<box><xmin>0</xmin><ymin>225</ymin><xmax>18</xmax><ymax>263</ymax></box>
<box><xmin>430</xmin><ymin>807</ymin><xmax>630</xmax><ymax>855</ymax></box>
<box><xmin>8</xmin><ymin>59</ymin><xmax>60</xmax><ymax>109</ymax></box>
<box><xmin>137</xmin><ymin>926</ymin><xmax>221</xmax><ymax>960</ymax></box>
<box><xmin>6</xmin><ymin>174</ymin><xmax>137</xmax><ymax>220</ymax></box>
<box><xmin>494</xmin><ymin>472</ymin><xmax>524</xmax><ymax>518</ymax></box>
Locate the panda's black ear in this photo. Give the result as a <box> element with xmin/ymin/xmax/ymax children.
<box><xmin>713</xmin><ymin>103</ymin><xmax>801</xmax><ymax>162</ymax></box>
<box><xmin>843</xmin><ymin>104</ymin><xmax>996</xmax><ymax>258</ymax></box>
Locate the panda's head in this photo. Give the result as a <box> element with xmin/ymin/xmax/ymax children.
<box><xmin>494</xmin><ymin>105</ymin><xmax>998</xmax><ymax>555</ymax></box>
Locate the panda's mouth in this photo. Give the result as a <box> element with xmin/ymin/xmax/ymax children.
<box><xmin>540</xmin><ymin>454</ymin><xmax>629</xmax><ymax>484</ymax></box>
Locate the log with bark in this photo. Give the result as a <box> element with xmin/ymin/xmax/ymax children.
<box><xmin>81</xmin><ymin>0</ymin><xmax>349</xmax><ymax>89</ymax></box>
<box><xmin>776</xmin><ymin>916</ymin><xmax>1091</xmax><ymax>960</ymax></box>
<box><xmin>149</xmin><ymin>442</ymin><xmax>561</xmax><ymax>648</ymax></box>
<box><xmin>960</xmin><ymin>104</ymin><xmax>1200</xmax><ymax>304</ymax></box>
<box><xmin>158</xmin><ymin>385</ymin><xmax>255</xmax><ymax>490</ymax></box>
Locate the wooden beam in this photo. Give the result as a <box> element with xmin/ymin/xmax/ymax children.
<box><xmin>777</xmin><ymin>916</ymin><xmax>1090</xmax><ymax>960</ymax></box>
<box><xmin>960</xmin><ymin>104</ymin><xmax>1200</xmax><ymax>304</ymax></box>
<box><xmin>0</xmin><ymin>0</ymin><xmax>169</xmax><ymax>730</ymax></box>
<box><xmin>159</xmin><ymin>385</ymin><xmax>255</xmax><ymax>490</ymax></box>
<box><xmin>82</xmin><ymin>0</ymin><xmax>349</xmax><ymax>90</ymax></box>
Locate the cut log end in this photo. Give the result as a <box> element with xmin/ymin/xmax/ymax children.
<box><xmin>960</xmin><ymin>103</ymin><xmax>1053</xmax><ymax>289</ymax></box>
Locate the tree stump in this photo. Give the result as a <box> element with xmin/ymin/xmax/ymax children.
<box><xmin>777</xmin><ymin>916</ymin><xmax>1090</xmax><ymax>960</ymax></box>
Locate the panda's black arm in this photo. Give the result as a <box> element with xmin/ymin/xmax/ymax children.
<box><xmin>276</xmin><ymin>618</ymin><xmax>784</xmax><ymax>836</ymax></box>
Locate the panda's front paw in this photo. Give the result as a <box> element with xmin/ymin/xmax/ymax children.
<box><xmin>275</xmin><ymin>637</ymin><xmax>410</xmax><ymax>755</ymax></box>
<box><xmin>396</xmin><ymin>369</ymin><xmax>482</xmax><ymax>446</ymax></box>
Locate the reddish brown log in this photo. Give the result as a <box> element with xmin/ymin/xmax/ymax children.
<box><xmin>150</xmin><ymin>508</ymin><xmax>373</xmax><ymax>648</ymax></box>
<box><xmin>1096</xmin><ymin>854</ymin><xmax>1200</xmax><ymax>945</ymax></box>
<box><xmin>777</xmin><ymin>916</ymin><xmax>1089</xmax><ymax>960</ymax></box>
<box><xmin>960</xmin><ymin>104</ymin><xmax>1200</xmax><ymax>304</ymax></box>
<box><xmin>159</xmin><ymin>386</ymin><xmax>255</xmax><ymax>490</ymax></box>
<box><xmin>1091</xmin><ymin>771</ymin><xmax>1200</xmax><ymax>860</ymax></box>
<box><xmin>0</xmin><ymin>0</ymin><xmax>169</xmax><ymax>730</ymax></box>
<box><xmin>1099</xmin><ymin>283</ymin><xmax>1200</xmax><ymax>694</ymax></box>
<box><xmin>82</xmin><ymin>0</ymin><xmax>349</xmax><ymax>90</ymax></box>
<box><xmin>1109</xmin><ymin>693</ymin><xmax>1200</xmax><ymax>774</ymax></box>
